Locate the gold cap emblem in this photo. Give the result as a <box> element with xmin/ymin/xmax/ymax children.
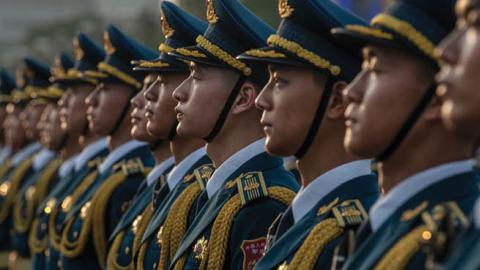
<box><xmin>278</xmin><ymin>0</ymin><xmax>294</xmax><ymax>18</ymax></box>
<box><xmin>103</xmin><ymin>31</ymin><xmax>116</xmax><ymax>55</ymax></box>
<box><xmin>15</xmin><ymin>70</ymin><xmax>25</xmax><ymax>88</ymax></box>
<box><xmin>51</xmin><ymin>56</ymin><xmax>66</xmax><ymax>77</ymax></box>
<box><xmin>160</xmin><ymin>10</ymin><xmax>175</xmax><ymax>38</ymax></box>
<box><xmin>206</xmin><ymin>0</ymin><xmax>219</xmax><ymax>23</ymax></box>
<box><xmin>73</xmin><ymin>37</ymin><xmax>84</xmax><ymax>61</ymax></box>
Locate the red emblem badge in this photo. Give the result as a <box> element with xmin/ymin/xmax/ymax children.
<box><xmin>240</xmin><ymin>237</ymin><xmax>267</xmax><ymax>270</ymax></box>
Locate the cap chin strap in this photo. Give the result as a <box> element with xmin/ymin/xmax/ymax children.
<box><xmin>203</xmin><ymin>75</ymin><xmax>247</xmax><ymax>142</ymax></box>
<box><xmin>167</xmin><ymin>120</ymin><xmax>177</xmax><ymax>141</ymax></box>
<box><xmin>149</xmin><ymin>140</ymin><xmax>163</xmax><ymax>151</ymax></box>
<box><xmin>108</xmin><ymin>90</ymin><xmax>136</xmax><ymax>136</ymax></box>
<box><xmin>295</xmin><ymin>77</ymin><xmax>335</xmax><ymax>159</ymax></box>
<box><xmin>376</xmin><ymin>83</ymin><xmax>437</xmax><ymax>162</ymax></box>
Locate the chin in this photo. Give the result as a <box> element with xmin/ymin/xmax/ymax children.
<box><xmin>265</xmin><ymin>138</ymin><xmax>294</xmax><ymax>157</ymax></box>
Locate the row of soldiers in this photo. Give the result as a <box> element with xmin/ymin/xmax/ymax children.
<box><xmin>0</xmin><ymin>0</ymin><xmax>479</xmax><ymax>269</ymax></box>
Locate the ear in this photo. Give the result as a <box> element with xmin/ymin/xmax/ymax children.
<box><xmin>423</xmin><ymin>95</ymin><xmax>443</xmax><ymax>122</ymax></box>
<box><xmin>231</xmin><ymin>81</ymin><xmax>258</xmax><ymax>115</ymax></box>
<box><xmin>326</xmin><ymin>80</ymin><xmax>349</xmax><ymax>119</ymax></box>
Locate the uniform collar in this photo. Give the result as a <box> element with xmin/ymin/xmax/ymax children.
<box><xmin>369</xmin><ymin>159</ymin><xmax>475</xmax><ymax>231</ymax></box>
<box><xmin>12</xmin><ymin>142</ymin><xmax>42</xmax><ymax>166</ymax></box>
<box><xmin>146</xmin><ymin>156</ymin><xmax>175</xmax><ymax>187</ymax></box>
<box><xmin>167</xmin><ymin>147</ymin><xmax>206</xmax><ymax>190</ymax></box>
<box><xmin>99</xmin><ymin>140</ymin><xmax>148</xmax><ymax>174</ymax></box>
<box><xmin>0</xmin><ymin>147</ymin><xmax>12</xmax><ymax>164</ymax></box>
<box><xmin>291</xmin><ymin>159</ymin><xmax>372</xmax><ymax>223</ymax></box>
<box><xmin>474</xmin><ymin>198</ymin><xmax>480</xmax><ymax>229</ymax></box>
<box><xmin>33</xmin><ymin>148</ymin><xmax>56</xmax><ymax>171</ymax></box>
<box><xmin>206</xmin><ymin>138</ymin><xmax>266</xmax><ymax>198</ymax></box>
<box><xmin>58</xmin><ymin>153</ymin><xmax>79</xmax><ymax>178</ymax></box>
<box><xmin>74</xmin><ymin>137</ymin><xmax>108</xmax><ymax>171</ymax></box>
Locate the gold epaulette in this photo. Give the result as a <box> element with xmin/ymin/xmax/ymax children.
<box><xmin>112</xmin><ymin>158</ymin><xmax>147</xmax><ymax>176</ymax></box>
<box><xmin>88</xmin><ymin>157</ymin><xmax>104</xmax><ymax>168</ymax></box>
<box><xmin>193</xmin><ymin>164</ymin><xmax>215</xmax><ymax>191</ymax></box>
<box><xmin>235</xmin><ymin>172</ymin><xmax>269</xmax><ymax>205</ymax></box>
<box><xmin>374</xmin><ymin>201</ymin><xmax>468</xmax><ymax>270</ymax></box>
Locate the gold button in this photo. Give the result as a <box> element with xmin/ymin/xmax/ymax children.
<box><xmin>73</xmin><ymin>231</ymin><xmax>78</xmax><ymax>238</ymax></box>
<box><xmin>153</xmin><ymin>262</ymin><xmax>157</xmax><ymax>269</ymax></box>
<box><xmin>124</xmin><ymin>246</ymin><xmax>130</xmax><ymax>255</ymax></box>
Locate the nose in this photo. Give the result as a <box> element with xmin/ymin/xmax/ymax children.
<box><xmin>255</xmin><ymin>81</ymin><xmax>273</xmax><ymax>111</ymax></box>
<box><xmin>435</xmin><ymin>29</ymin><xmax>463</xmax><ymax>66</ymax></box>
<box><xmin>144</xmin><ymin>80</ymin><xmax>159</xmax><ymax>102</ymax></box>
<box><xmin>343</xmin><ymin>71</ymin><xmax>366</xmax><ymax>105</ymax></box>
<box><xmin>172</xmin><ymin>78</ymin><xmax>190</xmax><ymax>103</ymax></box>
<box><xmin>131</xmin><ymin>91</ymin><xmax>144</xmax><ymax>109</ymax></box>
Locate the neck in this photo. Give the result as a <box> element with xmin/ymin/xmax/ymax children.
<box><xmin>297</xmin><ymin>124</ymin><xmax>357</xmax><ymax>187</ymax></box>
<box><xmin>80</xmin><ymin>131</ymin><xmax>101</xmax><ymax>148</ymax></box>
<box><xmin>378</xmin><ymin>126</ymin><xmax>474</xmax><ymax>193</ymax></box>
<box><xmin>170</xmin><ymin>136</ymin><xmax>204</xmax><ymax>165</ymax></box>
<box><xmin>152</xmin><ymin>142</ymin><xmax>172</xmax><ymax>164</ymax></box>
<box><xmin>61</xmin><ymin>135</ymin><xmax>81</xmax><ymax>160</ymax></box>
<box><xmin>206</xmin><ymin>116</ymin><xmax>264</xmax><ymax>168</ymax></box>
<box><xmin>108</xmin><ymin>118</ymin><xmax>133</xmax><ymax>151</ymax></box>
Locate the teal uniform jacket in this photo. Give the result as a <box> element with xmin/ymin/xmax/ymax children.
<box><xmin>59</xmin><ymin>144</ymin><xmax>154</xmax><ymax>270</ymax></box>
<box><xmin>134</xmin><ymin>155</ymin><xmax>212</xmax><ymax>270</ymax></box>
<box><xmin>105</xmin><ymin>163</ymin><xmax>174</xmax><ymax>270</ymax></box>
<box><xmin>31</xmin><ymin>147</ymin><xmax>108</xmax><ymax>270</ymax></box>
<box><xmin>0</xmin><ymin>153</ymin><xmax>38</xmax><ymax>252</ymax></box>
<box><xmin>253</xmin><ymin>174</ymin><xmax>379</xmax><ymax>270</ymax></box>
<box><xmin>342</xmin><ymin>171</ymin><xmax>480</xmax><ymax>270</ymax></box>
<box><xmin>443</xmin><ymin>222</ymin><xmax>480</xmax><ymax>269</ymax></box>
<box><xmin>11</xmin><ymin>156</ymin><xmax>61</xmax><ymax>257</ymax></box>
<box><xmin>169</xmin><ymin>153</ymin><xmax>300</xmax><ymax>270</ymax></box>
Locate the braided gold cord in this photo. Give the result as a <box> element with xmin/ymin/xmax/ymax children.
<box><xmin>91</xmin><ymin>171</ymin><xmax>129</xmax><ymax>267</ymax></box>
<box><xmin>206</xmin><ymin>186</ymin><xmax>296</xmax><ymax>270</ymax></box>
<box><xmin>106</xmin><ymin>231</ymin><xmax>132</xmax><ymax>270</ymax></box>
<box><xmin>135</xmin><ymin>241</ymin><xmax>149</xmax><ymax>270</ymax></box>
<box><xmin>173</xmin><ymin>255</ymin><xmax>187</xmax><ymax>270</ymax></box>
<box><xmin>0</xmin><ymin>158</ymin><xmax>33</xmax><ymax>223</ymax></box>
<box><xmin>374</xmin><ymin>225</ymin><xmax>428</xmax><ymax>270</ymax></box>
<box><xmin>0</xmin><ymin>158</ymin><xmax>11</xmax><ymax>180</ymax></box>
<box><xmin>28</xmin><ymin>218</ymin><xmax>48</xmax><ymax>254</ymax></box>
<box><xmin>132</xmin><ymin>203</ymin><xmax>154</xmax><ymax>255</ymax></box>
<box><xmin>13</xmin><ymin>158</ymin><xmax>61</xmax><ymax>233</ymax></box>
<box><xmin>287</xmin><ymin>218</ymin><xmax>344</xmax><ymax>270</ymax></box>
<box><xmin>49</xmin><ymin>171</ymin><xmax>98</xmax><ymax>251</ymax></box>
<box><xmin>158</xmin><ymin>183</ymin><xmax>202</xmax><ymax>270</ymax></box>
<box><xmin>60</xmin><ymin>202</ymin><xmax>93</xmax><ymax>257</ymax></box>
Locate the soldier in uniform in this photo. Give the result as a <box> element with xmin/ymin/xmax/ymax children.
<box><xmin>163</xmin><ymin>0</ymin><xmax>299</xmax><ymax>269</ymax></box>
<box><xmin>329</xmin><ymin>0</ymin><xmax>480</xmax><ymax>269</ymax></box>
<box><xmin>57</xmin><ymin>25</ymin><xmax>158</xmax><ymax>270</ymax></box>
<box><xmin>11</xmin><ymin>53</ymin><xmax>73</xmax><ymax>268</ymax></box>
<box><xmin>430</xmin><ymin>0</ymin><xmax>480</xmax><ymax>268</ymax></box>
<box><xmin>107</xmin><ymin>2</ymin><xmax>209</xmax><ymax>270</ymax></box>
<box><xmin>38</xmin><ymin>32</ymin><xmax>110</xmax><ymax>270</ymax></box>
<box><xmin>234</xmin><ymin>0</ymin><xmax>379</xmax><ymax>269</ymax></box>
<box><xmin>0</xmin><ymin>70</ymin><xmax>15</xmax><ymax>174</ymax></box>
<box><xmin>0</xmin><ymin>58</ymin><xmax>49</xmax><ymax>269</ymax></box>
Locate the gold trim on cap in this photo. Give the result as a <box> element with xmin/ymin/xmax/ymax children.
<box><xmin>160</xmin><ymin>10</ymin><xmax>175</xmax><ymax>38</ymax></box>
<box><xmin>103</xmin><ymin>31</ymin><xmax>116</xmax><ymax>55</ymax></box>
<box><xmin>196</xmin><ymin>35</ymin><xmax>252</xmax><ymax>76</ymax></box>
<box><xmin>175</xmin><ymin>48</ymin><xmax>207</xmax><ymax>58</ymax></box>
<box><xmin>267</xmin><ymin>35</ymin><xmax>341</xmax><ymax>76</ymax></box>
<box><xmin>244</xmin><ymin>49</ymin><xmax>287</xmax><ymax>59</ymax></box>
<box><xmin>371</xmin><ymin>13</ymin><xmax>435</xmax><ymax>59</ymax></box>
<box><xmin>345</xmin><ymin>24</ymin><xmax>394</xmax><ymax>40</ymax></box>
<box><xmin>97</xmin><ymin>62</ymin><xmax>142</xmax><ymax>89</ymax></box>
<box><xmin>158</xmin><ymin>43</ymin><xmax>175</xmax><ymax>54</ymax></box>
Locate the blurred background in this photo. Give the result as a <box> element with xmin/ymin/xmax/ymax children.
<box><xmin>0</xmin><ymin>0</ymin><xmax>390</xmax><ymax>73</ymax></box>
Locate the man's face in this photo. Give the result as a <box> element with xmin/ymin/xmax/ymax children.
<box><xmin>21</xmin><ymin>102</ymin><xmax>46</xmax><ymax>141</ymax></box>
<box><xmin>4</xmin><ymin>106</ymin><xmax>26</xmax><ymax>150</ymax></box>
<box><xmin>0</xmin><ymin>105</ymin><xmax>6</xmax><ymax>138</ymax></box>
<box><xmin>172</xmin><ymin>62</ymin><xmax>239</xmax><ymax>138</ymax></box>
<box><xmin>436</xmin><ymin>0</ymin><xmax>480</xmax><ymax>140</ymax></box>
<box><xmin>38</xmin><ymin>104</ymin><xmax>52</xmax><ymax>147</ymax></box>
<box><xmin>144</xmin><ymin>72</ymin><xmax>187</xmax><ymax>139</ymax></box>
<box><xmin>85</xmin><ymin>82</ymin><xmax>133</xmax><ymax>136</ymax></box>
<box><xmin>60</xmin><ymin>85</ymin><xmax>93</xmax><ymax>136</ymax></box>
<box><xmin>131</xmin><ymin>74</ymin><xmax>157</xmax><ymax>142</ymax></box>
<box><xmin>343</xmin><ymin>46</ymin><xmax>433</xmax><ymax>158</ymax></box>
<box><xmin>255</xmin><ymin>65</ymin><xmax>324</xmax><ymax>156</ymax></box>
<box><xmin>46</xmin><ymin>104</ymin><xmax>67</xmax><ymax>150</ymax></box>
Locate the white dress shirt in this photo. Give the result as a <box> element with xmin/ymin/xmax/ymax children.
<box><xmin>99</xmin><ymin>140</ymin><xmax>148</xmax><ymax>174</ymax></box>
<box><xmin>32</xmin><ymin>148</ymin><xmax>56</xmax><ymax>171</ymax></box>
<box><xmin>167</xmin><ymin>147</ymin><xmax>206</xmax><ymax>191</ymax></box>
<box><xmin>146</xmin><ymin>156</ymin><xmax>175</xmax><ymax>187</ymax></box>
<box><xmin>74</xmin><ymin>137</ymin><xmax>108</xmax><ymax>172</ymax></box>
<box><xmin>58</xmin><ymin>154</ymin><xmax>79</xmax><ymax>179</ymax></box>
<box><xmin>11</xmin><ymin>142</ymin><xmax>42</xmax><ymax>166</ymax></box>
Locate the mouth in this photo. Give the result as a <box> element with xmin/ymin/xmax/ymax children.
<box><xmin>175</xmin><ymin>107</ymin><xmax>184</xmax><ymax>120</ymax></box>
<box><xmin>344</xmin><ymin>106</ymin><xmax>357</xmax><ymax>128</ymax></box>
<box><xmin>260</xmin><ymin>120</ymin><xmax>272</xmax><ymax>133</ymax></box>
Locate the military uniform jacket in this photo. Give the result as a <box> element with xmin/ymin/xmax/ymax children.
<box><xmin>106</xmin><ymin>159</ymin><xmax>175</xmax><ymax>270</ymax></box>
<box><xmin>31</xmin><ymin>145</ymin><xmax>108</xmax><ymax>270</ymax></box>
<box><xmin>343</xmin><ymin>166</ymin><xmax>480</xmax><ymax>270</ymax></box>
<box><xmin>11</xmin><ymin>151</ymin><xmax>61</xmax><ymax>257</ymax></box>
<box><xmin>59</xmin><ymin>141</ymin><xmax>154</xmax><ymax>270</ymax></box>
<box><xmin>134</xmin><ymin>154</ymin><xmax>212</xmax><ymax>270</ymax></box>
<box><xmin>253</xmin><ymin>173</ymin><xmax>379</xmax><ymax>270</ymax></box>
<box><xmin>0</xmin><ymin>143</ymin><xmax>41</xmax><ymax>250</ymax></box>
<box><xmin>169</xmin><ymin>152</ymin><xmax>300</xmax><ymax>270</ymax></box>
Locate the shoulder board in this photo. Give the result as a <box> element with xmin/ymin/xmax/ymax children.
<box><xmin>331</xmin><ymin>199</ymin><xmax>368</xmax><ymax>228</ymax></box>
<box><xmin>235</xmin><ymin>172</ymin><xmax>269</xmax><ymax>205</ymax></box>
<box><xmin>193</xmin><ymin>163</ymin><xmax>214</xmax><ymax>191</ymax></box>
<box><xmin>112</xmin><ymin>158</ymin><xmax>146</xmax><ymax>176</ymax></box>
<box><xmin>421</xmin><ymin>201</ymin><xmax>469</xmax><ymax>231</ymax></box>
